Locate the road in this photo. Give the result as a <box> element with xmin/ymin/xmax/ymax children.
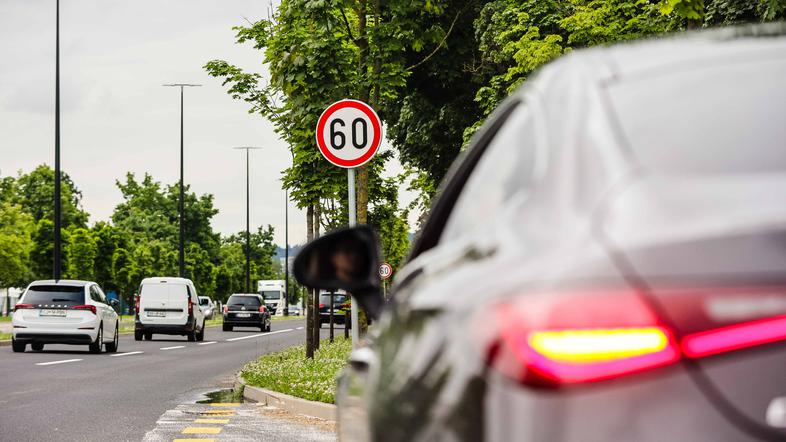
<box><xmin>0</xmin><ymin>318</ymin><xmax>335</xmax><ymax>442</ymax></box>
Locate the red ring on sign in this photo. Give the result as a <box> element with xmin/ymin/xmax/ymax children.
<box><xmin>316</xmin><ymin>100</ymin><xmax>382</xmax><ymax>168</ymax></box>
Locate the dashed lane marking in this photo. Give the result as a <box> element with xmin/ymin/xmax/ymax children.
<box><xmin>193</xmin><ymin>418</ymin><xmax>229</xmax><ymax>424</ymax></box>
<box><xmin>35</xmin><ymin>358</ymin><xmax>83</xmax><ymax>366</ymax></box>
<box><xmin>111</xmin><ymin>351</ymin><xmax>144</xmax><ymax>357</ymax></box>
<box><xmin>160</xmin><ymin>345</ymin><xmax>185</xmax><ymax>350</ymax></box>
<box><xmin>197</xmin><ymin>341</ymin><xmax>217</xmax><ymax>346</ymax></box>
<box><xmin>173</xmin><ymin>439</ymin><xmax>215</xmax><ymax>442</ymax></box>
<box><xmin>181</xmin><ymin>426</ymin><xmax>222</xmax><ymax>434</ymax></box>
<box><xmin>225</xmin><ymin>328</ymin><xmax>294</xmax><ymax>342</ymax></box>
<box><xmin>296</xmin><ymin>326</ymin><xmax>304</xmax><ymax>330</ymax></box>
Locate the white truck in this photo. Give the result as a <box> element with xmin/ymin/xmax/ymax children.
<box><xmin>257</xmin><ymin>280</ymin><xmax>287</xmax><ymax>316</ymax></box>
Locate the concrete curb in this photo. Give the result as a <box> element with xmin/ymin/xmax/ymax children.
<box><xmin>235</xmin><ymin>373</ymin><xmax>337</xmax><ymax>422</ymax></box>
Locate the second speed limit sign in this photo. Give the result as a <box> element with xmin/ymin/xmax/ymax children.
<box><xmin>378</xmin><ymin>262</ymin><xmax>393</xmax><ymax>280</ymax></box>
<box><xmin>316</xmin><ymin>99</ymin><xmax>382</xmax><ymax>168</ymax></box>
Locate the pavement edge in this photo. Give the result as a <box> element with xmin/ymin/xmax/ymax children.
<box><xmin>234</xmin><ymin>373</ymin><xmax>337</xmax><ymax>422</ymax></box>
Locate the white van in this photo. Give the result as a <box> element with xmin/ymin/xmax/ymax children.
<box><xmin>135</xmin><ymin>277</ymin><xmax>205</xmax><ymax>341</ymax></box>
<box><xmin>257</xmin><ymin>280</ymin><xmax>287</xmax><ymax>315</ymax></box>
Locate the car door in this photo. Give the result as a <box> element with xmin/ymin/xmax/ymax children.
<box><xmin>95</xmin><ymin>285</ymin><xmax>118</xmax><ymax>336</ymax></box>
<box><xmin>89</xmin><ymin>285</ymin><xmax>109</xmax><ymax>339</ymax></box>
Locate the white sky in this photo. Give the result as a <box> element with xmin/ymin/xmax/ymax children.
<box><xmin>0</xmin><ymin>0</ymin><xmax>413</xmax><ymax>247</ymax></box>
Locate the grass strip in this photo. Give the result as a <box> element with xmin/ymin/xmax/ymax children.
<box><xmin>241</xmin><ymin>337</ymin><xmax>351</xmax><ymax>404</ymax></box>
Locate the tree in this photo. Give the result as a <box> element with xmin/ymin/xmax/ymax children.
<box><xmin>65</xmin><ymin>228</ymin><xmax>98</xmax><ymax>280</ymax></box>
<box><xmin>0</xmin><ymin>203</ymin><xmax>34</xmax><ymax>287</ymax></box>
<box><xmin>29</xmin><ymin>219</ymin><xmax>71</xmax><ymax>280</ymax></box>
<box><xmin>13</xmin><ymin>165</ymin><xmax>88</xmax><ymax>229</ymax></box>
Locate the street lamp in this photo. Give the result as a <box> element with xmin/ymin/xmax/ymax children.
<box><xmin>162</xmin><ymin>83</ymin><xmax>201</xmax><ymax>277</ymax></box>
<box><xmin>53</xmin><ymin>0</ymin><xmax>62</xmax><ymax>281</ymax></box>
<box><xmin>233</xmin><ymin>146</ymin><xmax>262</xmax><ymax>293</ymax></box>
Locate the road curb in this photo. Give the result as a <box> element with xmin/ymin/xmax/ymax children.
<box><xmin>234</xmin><ymin>373</ymin><xmax>337</xmax><ymax>422</ymax></box>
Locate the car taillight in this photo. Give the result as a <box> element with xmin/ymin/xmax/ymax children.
<box><xmin>319</xmin><ymin>303</ymin><xmax>325</xmax><ymax>309</ymax></box>
<box><xmin>486</xmin><ymin>288</ymin><xmax>786</xmax><ymax>387</ymax></box>
<box><xmin>73</xmin><ymin>305</ymin><xmax>97</xmax><ymax>315</ymax></box>
<box><xmin>188</xmin><ymin>296</ymin><xmax>193</xmax><ymax>316</ymax></box>
<box><xmin>135</xmin><ymin>296</ymin><xmax>140</xmax><ymax>315</ymax></box>
<box><xmin>259</xmin><ymin>306</ymin><xmax>266</xmax><ymax>313</ymax></box>
<box><xmin>14</xmin><ymin>303</ymin><xmax>34</xmax><ymax>312</ymax></box>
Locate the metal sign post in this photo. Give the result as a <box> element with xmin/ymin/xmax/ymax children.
<box><xmin>347</xmin><ymin>168</ymin><xmax>359</xmax><ymax>345</ymax></box>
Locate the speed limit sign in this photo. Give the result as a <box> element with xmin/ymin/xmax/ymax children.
<box><xmin>316</xmin><ymin>99</ymin><xmax>382</xmax><ymax>168</ymax></box>
<box><xmin>378</xmin><ymin>262</ymin><xmax>393</xmax><ymax>280</ymax></box>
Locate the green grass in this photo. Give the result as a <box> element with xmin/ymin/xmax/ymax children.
<box><xmin>0</xmin><ymin>333</ymin><xmax>10</xmax><ymax>340</ymax></box>
<box><xmin>241</xmin><ymin>337</ymin><xmax>351</xmax><ymax>404</ymax></box>
<box><xmin>0</xmin><ymin>316</ymin><xmax>11</xmax><ymax>322</ymax></box>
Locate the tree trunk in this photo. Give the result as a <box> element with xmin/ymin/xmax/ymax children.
<box><xmin>305</xmin><ymin>203</ymin><xmax>315</xmax><ymax>359</ymax></box>
<box><xmin>312</xmin><ymin>202</ymin><xmax>321</xmax><ymax>351</ymax></box>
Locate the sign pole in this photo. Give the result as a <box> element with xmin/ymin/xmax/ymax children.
<box><xmin>347</xmin><ymin>168</ymin><xmax>360</xmax><ymax>347</ymax></box>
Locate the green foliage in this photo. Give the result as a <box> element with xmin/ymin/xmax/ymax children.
<box><xmin>65</xmin><ymin>228</ymin><xmax>98</xmax><ymax>280</ymax></box>
<box><xmin>0</xmin><ymin>202</ymin><xmax>34</xmax><ymax>287</ymax></box>
<box><xmin>13</xmin><ymin>165</ymin><xmax>88</xmax><ymax>229</ymax></box>
<box><xmin>241</xmin><ymin>337</ymin><xmax>352</xmax><ymax>403</ymax></box>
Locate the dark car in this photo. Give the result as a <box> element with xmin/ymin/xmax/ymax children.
<box><xmin>222</xmin><ymin>294</ymin><xmax>271</xmax><ymax>332</ymax></box>
<box><xmin>319</xmin><ymin>291</ymin><xmax>348</xmax><ymax>327</ymax></box>
<box><xmin>295</xmin><ymin>26</ymin><xmax>786</xmax><ymax>441</ymax></box>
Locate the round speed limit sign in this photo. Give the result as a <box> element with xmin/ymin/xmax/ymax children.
<box><xmin>378</xmin><ymin>262</ymin><xmax>393</xmax><ymax>280</ymax></box>
<box><xmin>316</xmin><ymin>100</ymin><xmax>382</xmax><ymax>168</ymax></box>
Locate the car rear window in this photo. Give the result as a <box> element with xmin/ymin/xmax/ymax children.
<box><xmin>23</xmin><ymin>285</ymin><xmax>85</xmax><ymax>307</ymax></box>
<box><xmin>228</xmin><ymin>296</ymin><xmax>260</xmax><ymax>306</ymax></box>
<box><xmin>320</xmin><ymin>294</ymin><xmax>347</xmax><ymax>304</ymax></box>
<box><xmin>609</xmin><ymin>57</ymin><xmax>786</xmax><ymax>175</ymax></box>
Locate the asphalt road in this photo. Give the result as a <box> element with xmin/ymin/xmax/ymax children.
<box><xmin>0</xmin><ymin>318</ymin><xmax>335</xmax><ymax>442</ymax></box>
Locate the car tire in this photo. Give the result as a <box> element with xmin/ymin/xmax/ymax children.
<box><xmin>144</xmin><ymin>332</ymin><xmax>152</xmax><ymax>341</ymax></box>
<box><xmin>11</xmin><ymin>339</ymin><xmax>25</xmax><ymax>353</ymax></box>
<box><xmin>134</xmin><ymin>330</ymin><xmax>143</xmax><ymax>341</ymax></box>
<box><xmin>196</xmin><ymin>322</ymin><xmax>205</xmax><ymax>341</ymax></box>
<box><xmin>89</xmin><ymin>325</ymin><xmax>103</xmax><ymax>354</ymax></box>
<box><xmin>223</xmin><ymin>324</ymin><xmax>232</xmax><ymax>332</ymax></box>
<box><xmin>187</xmin><ymin>327</ymin><xmax>197</xmax><ymax>342</ymax></box>
<box><xmin>106</xmin><ymin>323</ymin><xmax>119</xmax><ymax>353</ymax></box>
<box><xmin>31</xmin><ymin>342</ymin><xmax>44</xmax><ymax>351</ymax></box>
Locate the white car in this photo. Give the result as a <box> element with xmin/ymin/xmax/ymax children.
<box><xmin>12</xmin><ymin>280</ymin><xmax>120</xmax><ymax>354</ymax></box>
<box><xmin>199</xmin><ymin>296</ymin><xmax>215</xmax><ymax>319</ymax></box>
<box><xmin>135</xmin><ymin>277</ymin><xmax>205</xmax><ymax>341</ymax></box>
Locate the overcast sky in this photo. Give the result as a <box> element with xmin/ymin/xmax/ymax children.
<box><xmin>0</xmin><ymin>0</ymin><xmax>412</xmax><ymax>247</ymax></box>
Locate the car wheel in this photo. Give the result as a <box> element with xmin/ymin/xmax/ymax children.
<box><xmin>223</xmin><ymin>324</ymin><xmax>232</xmax><ymax>332</ymax></box>
<box><xmin>106</xmin><ymin>323</ymin><xmax>119</xmax><ymax>353</ymax></box>
<box><xmin>144</xmin><ymin>332</ymin><xmax>152</xmax><ymax>341</ymax></box>
<box><xmin>11</xmin><ymin>339</ymin><xmax>25</xmax><ymax>353</ymax></box>
<box><xmin>31</xmin><ymin>342</ymin><xmax>44</xmax><ymax>351</ymax></box>
<box><xmin>196</xmin><ymin>322</ymin><xmax>205</xmax><ymax>341</ymax></box>
<box><xmin>266</xmin><ymin>320</ymin><xmax>271</xmax><ymax>332</ymax></box>
<box><xmin>134</xmin><ymin>330</ymin><xmax>143</xmax><ymax>341</ymax></box>
<box><xmin>89</xmin><ymin>325</ymin><xmax>103</xmax><ymax>354</ymax></box>
<box><xmin>187</xmin><ymin>327</ymin><xmax>197</xmax><ymax>342</ymax></box>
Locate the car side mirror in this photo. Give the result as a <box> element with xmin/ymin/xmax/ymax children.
<box><xmin>110</xmin><ymin>299</ymin><xmax>120</xmax><ymax>307</ymax></box>
<box><xmin>293</xmin><ymin>226</ymin><xmax>384</xmax><ymax>320</ymax></box>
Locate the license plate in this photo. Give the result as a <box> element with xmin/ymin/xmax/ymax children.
<box><xmin>40</xmin><ymin>309</ymin><xmax>66</xmax><ymax>317</ymax></box>
<box><xmin>236</xmin><ymin>313</ymin><xmax>251</xmax><ymax>318</ymax></box>
<box><xmin>148</xmin><ymin>311</ymin><xmax>166</xmax><ymax>317</ymax></box>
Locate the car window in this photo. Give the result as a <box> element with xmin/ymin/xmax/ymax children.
<box><xmin>227</xmin><ymin>296</ymin><xmax>260</xmax><ymax>306</ymax></box>
<box><xmin>90</xmin><ymin>286</ymin><xmax>104</xmax><ymax>304</ymax></box>
<box><xmin>23</xmin><ymin>285</ymin><xmax>85</xmax><ymax>307</ymax></box>
<box><xmin>320</xmin><ymin>294</ymin><xmax>347</xmax><ymax>304</ymax></box>
<box><xmin>440</xmin><ymin>105</ymin><xmax>538</xmax><ymax>242</ymax></box>
<box><xmin>609</xmin><ymin>59</ymin><xmax>786</xmax><ymax>175</ymax></box>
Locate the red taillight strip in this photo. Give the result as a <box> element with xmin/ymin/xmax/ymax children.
<box><xmin>14</xmin><ymin>303</ymin><xmax>34</xmax><ymax>312</ymax></box>
<box><xmin>681</xmin><ymin>314</ymin><xmax>786</xmax><ymax>358</ymax></box>
<box><xmin>73</xmin><ymin>305</ymin><xmax>97</xmax><ymax>315</ymax></box>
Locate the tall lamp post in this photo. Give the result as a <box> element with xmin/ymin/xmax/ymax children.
<box><xmin>162</xmin><ymin>83</ymin><xmax>201</xmax><ymax>277</ymax></box>
<box><xmin>53</xmin><ymin>0</ymin><xmax>62</xmax><ymax>281</ymax></box>
<box><xmin>233</xmin><ymin>147</ymin><xmax>262</xmax><ymax>293</ymax></box>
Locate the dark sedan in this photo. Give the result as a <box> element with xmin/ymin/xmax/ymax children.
<box><xmin>222</xmin><ymin>294</ymin><xmax>271</xmax><ymax>332</ymax></box>
<box><xmin>295</xmin><ymin>25</ymin><xmax>786</xmax><ymax>442</ymax></box>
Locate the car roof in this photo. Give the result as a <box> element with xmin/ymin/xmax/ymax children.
<box><xmin>140</xmin><ymin>277</ymin><xmax>194</xmax><ymax>284</ymax></box>
<box><xmin>29</xmin><ymin>280</ymin><xmax>92</xmax><ymax>287</ymax></box>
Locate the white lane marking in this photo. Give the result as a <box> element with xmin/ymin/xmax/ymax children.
<box><xmin>296</xmin><ymin>326</ymin><xmax>304</xmax><ymax>330</ymax></box>
<box><xmin>225</xmin><ymin>328</ymin><xmax>294</xmax><ymax>342</ymax></box>
<box><xmin>160</xmin><ymin>345</ymin><xmax>185</xmax><ymax>350</ymax></box>
<box><xmin>35</xmin><ymin>358</ymin><xmax>83</xmax><ymax>366</ymax></box>
<box><xmin>111</xmin><ymin>351</ymin><xmax>144</xmax><ymax>357</ymax></box>
<box><xmin>197</xmin><ymin>341</ymin><xmax>217</xmax><ymax>346</ymax></box>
